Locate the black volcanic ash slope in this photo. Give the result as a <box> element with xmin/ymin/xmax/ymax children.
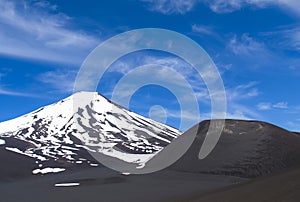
<box><xmin>169</xmin><ymin>119</ymin><xmax>300</xmax><ymax>178</ymax></box>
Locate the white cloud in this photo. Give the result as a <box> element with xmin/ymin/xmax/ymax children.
<box><xmin>257</xmin><ymin>101</ymin><xmax>289</xmax><ymax>110</ymax></box>
<box><xmin>0</xmin><ymin>68</ymin><xmax>36</xmax><ymax>97</ymax></box>
<box><xmin>269</xmin><ymin>26</ymin><xmax>300</xmax><ymax>51</ymax></box>
<box><xmin>142</xmin><ymin>0</ymin><xmax>198</xmax><ymax>14</ymax></box>
<box><xmin>0</xmin><ymin>0</ymin><xmax>100</xmax><ymax>64</ymax></box>
<box><xmin>108</xmin><ymin>54</ymin><xmax>213</xmax><ymax>105</ymax></box>
<box><xmin>227</xmin><ymin>33</ymin><xmax>279</xmax><ymax>67</ymax></box>
<box><xmin>191</xmin><ymin>24</ymin><xmax>216</xmax><ymax>36</ymax></box>
<box><xmin>0</xmin><ymin>87</ymin><xmax>35</xmax><ymax>97</ymax></box>
<box><xmin>198</xmin><ymin>108</ymin><xmax>255</xmax><ymax>121</ymax></box>
<box><xmin>290</xmin><ymin>29</ymin><xmax>300</xmax><ymax>51</ymax></box>
<box><xmin>273</xmin><ymin>102</ymin><xmax>288</xmax><ymax>109</ymax></box>
<box><xmin>108</xmin><ymin>53</ymin><xmax>262</xmax><ymax>124</ymax></box>
<box><xmin>33</xmin><ymin>0</ymin><xmax>58</xmax><ymax>11</ymax></box>
<box><xmin>164</xmin><ymin>109</ymin><xmax>200</xmax><ymax>122</ymax></box>
<box><xmin>143</xmin><ymin>0</ymin><xmax>300</xmax><ymax>16</ymax></box>
<box><xmin>218</xmin><ymin>82</ymin><xmax>261</xmax><ymax>120</ymax></box>
<box><xmin>230</xmin><ymin>102</ymin><xmax>261</xmax><ymax>118</ymax></box>
<box><xmin>204</xmin><ymin>0</ymin><xmax>243</xmax><ymax>13</ymax></box>
<box><xmin>286</xmin><ymin>120</ymin><xmax>300</xmax><ymax>132</ymax></box>
<box><xmin>228</xmin><ymin>34</ymin><xmax>268</xmax><ymax>57</ymax></box>
<box><xmin>37</xmin><ymin>70</ymin><xmax>77</xmax><ymax>93</ymax></box>
<box><xmin>109</xmin><ymin>54</ymin><xmax>261</xmax><ymax>122</ymax></box>
<box><xmin>204</xmin><ymin>0</ymin><xmax>300</xmax><ymax>15</ymax></box>
<box><xmin>226</xmin><ymin>81</ymin><xmax>259</xmax><ymax>101</ymax></box>
<box><xmin>225</xmin><ymin>111</ymin><xmax>253</xmax><ymax>120</ymax></box>
<box><xmin>257</xmin><ymin>102</ymin><xmax>272</xmax><ymax>110</ymax></box>
<box><xmin>109</xmin><ymin>54</ymin><xmax>206</xmax><ymax>85</ymax></box>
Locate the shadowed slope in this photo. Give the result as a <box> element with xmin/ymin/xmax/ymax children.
<box><xmin>186</xmin><ymin>165</ymin><xmax>300</xmax><ymax>202</ymax></box>
<box><xmin>170</xmin><ymin>119</ymin><xmax>300</xmax><ymax>178</ymax></box>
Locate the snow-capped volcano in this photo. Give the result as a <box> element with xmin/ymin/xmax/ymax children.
<box><xmin>0</xmin><ymin>92</ymin><xmax>181</xmax><ymax>170</ymax></box>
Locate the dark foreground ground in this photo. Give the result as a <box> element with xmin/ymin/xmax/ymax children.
<box><xmin>1</xmin><ymin>166</ymin><xmax>300</xmax><ymax>202</ymax></box>
<box><xmin>1</xmin><ymin>119</ymin><xmax>300</xmax><ymax>201</ymax></box>
<box><xmin>186</xmin><ymin>166</ymin><xmax>300</xmax><ymax>202</ymax></box>
<box><xmin>2</xmin><ymin>166</ymin><xmax>300</xmax><ymax>202</ymax></box>
<box><xmin>0</xmin><ymin>167</ymin><xmax>246</xmax><ymax>202</ymax></box>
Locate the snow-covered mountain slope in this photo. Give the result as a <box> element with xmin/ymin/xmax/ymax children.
<box><xmin>0</xmin><ymin>92</ymin><xmax>181</xmax><ymax>170</ymax></box>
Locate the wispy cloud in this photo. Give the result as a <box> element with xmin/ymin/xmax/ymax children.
<box><xmin>142</xmin><ymin>0</ymin><xmax>198</xmax><ymax>14</ymax></box>
<box><xmin>108</xmin><ymin>53</ymin><xmax>210</xmax><ymax>102</ymax></box>
<box><xmin>0</xmin><ymin>87</ymin><xmax>35</xmax><ymax>97</ymax></box>
<box><xmin>226</xmin><ymin>81</ymin><xmax>259</xmax><ymax>102</ymax></box>
<box><xmin>257</xmin><ymin>102</ymin><xmax>272</xmax><ymax>110</ymax></box>
<box><xmin>0</xmin><ymin>0</ymin><xmax>100</xmax><ymax>65</ymax></box>
<box><xmin>109</xmin><ymin>53</ymin><xmax>261</xmax><ymax>121</ymax></box>
<box><xmin>287</xmin><ymin>120</ymin><xmax>300</xmax><ymax>132</ymax></box>
<box><xmin>191</xmin><ymin>24</ymin><xmax>216</xmax><ymax>36</ymax></box>
<box><xmin>228</xmin><ymin>105</ymin><xmax>258</xmax><ymax>120</ymax></box>
<box><xmin>257</xmin><ymin>101</ymin><xmax>289</xmax><ymax>110</ymax></box>
<box><xmin>273</xmin><ymin>102</ymin><xmax>288</xmax><ymax>109</ymax></box>
<box><xmin>204</xmin><ymin>0</ymin><xmax>243</xmax><ymax>13</ymax></box>
<box><xmin>0</xmin><ymin>68</ymin><xmax>35</xmax><ymax>97</ymax></box>
<box><xmin>152</xmin><ymin>108</ymin><xmax>200</xmax><ymax>122</ymax></box>
<box><xmin>228</xmin><ymin>34</ymin><xmax>268</xmax><ymax>57</ymax></box>
<box><xmin>262</xmin><ymin>26</ymin><xmax>300</xmax><ymax>52</ymax></box>
<box><xmin>143</xmin><ymin>0</ymin><xmax>300</xmax><ymax>16</ymax></box>
<box><xmin>204</xmin><ymin>0</ymin><xmax>300</xmax><ymax>15</ymax></box>
<box><xmin>282</xmin><ymin>27</ymin><xmax>300</xmax><ymax>52</ymax></box>
<box><xmin>37</xmin><ymin>70</ymin><xmax>77</xmax><ymax>94</ymax></box>
<box><xmin>197</xmin><ymin>108</ymin><xmax>255</xmax><ymax>121</ymax></box>
<box><xmin>226</xmin><ymin>33</ymin><xmax>279</xmax><ymax>68</ymax></box>
<box><xmin>109</xmin><ymin>53</ymin><xmax>202</xmax><ymax>81</ymax></box>
<box><xmin>224</xmin><ymin>82</ymin><xmax>261</xmax><ymax>120</ymax></box>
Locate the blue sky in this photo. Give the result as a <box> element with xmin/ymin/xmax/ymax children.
<box><xmin>1</xmin><ymin>0</ymin><xmax>300</xmax><ymax>131</ymax></box>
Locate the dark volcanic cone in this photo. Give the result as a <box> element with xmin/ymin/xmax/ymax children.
<box><xmin>169</xmin><ymin>119</ymin><xmax>300</xmax><ymax>178</ymax></box>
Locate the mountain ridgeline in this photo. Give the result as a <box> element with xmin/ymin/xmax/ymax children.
<box><xmin>0</xmin><ymin>92</ymin><xmax>181</xmax><ymax>174</ymax></box>
<box><xmin>170</xmin><ymin>119</ymin><xmax>300</xmax><ymax>178</ymax></box>
<box><xmin>1</xmin><ymin>92</ymin><xmax>300</xmax><ymax>179</ymax></box>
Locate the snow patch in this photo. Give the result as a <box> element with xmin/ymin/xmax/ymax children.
<box><xmin>6</xmin><ymin>147</ymin><xmax>47</xmax><ymax>161</ymax></box>
<box><xmin>55</xmin><ymin>182</ymin><xmax>80</xmax><ymax>187</ymax></box>
<box><xmin>32</xmin><ymin>167</ymin><xmax>66</xmax><ymax>175</ymax></box>
<box><xmin>0</xmin><ymin>139</ymin><xmax>5</xmax><ymax>145</ymax></box>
